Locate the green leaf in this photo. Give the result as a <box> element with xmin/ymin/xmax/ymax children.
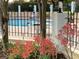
<box><xmin>64</xmin><ymin>0</ymin><xmax>72</xmax><ymax>3</ymax></box>
<box><xmin>14</xmin><ymin>55</ymin><xmax>22</xmax><ymax>59</ymax></box>
<box><xmin>39</xmin><ymin>55</ymin><xmax>50</xmax><ymax>59</ymax></box>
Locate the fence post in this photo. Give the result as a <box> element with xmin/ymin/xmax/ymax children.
<box><xmin>50</xmin><ymin>4</ymin><xmax>53</xmax><ymax>20</ymax></box>
<box><xmin>18</xmin><ymin>5</ymin><xmax>21</xmax><ymax>17</ymax></box>
<box><xmin>71</xmin><ymin>1</ymin><xmax>76</xmax><ymax>14</ymax></box>
<box><xmin>37</xmin><ymin>0</ymin><xmax>42</xmax><ymax>38</ymax></box>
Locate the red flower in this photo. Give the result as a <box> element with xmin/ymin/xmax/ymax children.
<box><xmin>61</xmin><ymin>38</ymin><xmax>68</xmax><ymax>46</ymax></box>
<box><xmin>63</xmin><ymin>23</ymin><xmax>71</xmax><ymax>30</ymax></box>
<box><xmin>11</xmin><ymin>47</ymin><xmax>19</xmax><ymax>55</ymax></box>
<box><xmin>22</xmin><ymin>41</ymin><xmax>35</xmax><ymax>58</ymax></box>
<box><xmin>9</xmin><ymin>36</ymin><xmax>57</xmax><ymax>58</ymax></box>
<box><xmin>57</xmin><ymin>23</ymin><xmax>77</xmax><ymax>46</ymax></box>
<box><xmin>62</xmin><ymin>23</ymin><xmax>76</xmax><ymax>36</ymax></box>
<box><xmin>21</xmin><ymin>52</ymin><xmax>30</xmax><ymax>58</ymax></box>
<box><xmin>57</xmin><ymin>33</ymin><xmax>68</xmax><ymax>46</ymax></box>
<box><xmin>57</xmin><ymin>33</ymin><xmax>64</xmax><ymax>40</ymax></box>
<box><xmin>34</xmin><ymin>35</ymin><xmax>41</xmax><ymax>44</ymax></box>
<box><xmin>39</xmin><ymin>38</ymin><xmax>56</xmax><ymax>56</ymax></box>
<box><xmin>39</xmin><ymin>46</ymin><xmax>45</xmax><ymax>55</ymax></box>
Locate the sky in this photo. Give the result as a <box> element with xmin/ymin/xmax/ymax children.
<box><xmin>9</xmin><ymin>0</ymin><xmax>14</xmax><ymax>3</ymax></box>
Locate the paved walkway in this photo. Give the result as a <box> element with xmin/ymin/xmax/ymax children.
<box><xmin>73</xmin><ymin>53</ymin><xmax>79</xmax><ymax>59</ymax></box>
<box><xmin>64</xmin><ymin>47</ymin><xmax>79</xmax><ymax>59</ymax></box>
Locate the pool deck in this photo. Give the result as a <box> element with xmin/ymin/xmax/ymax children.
<box><xmin>65</xmin><ymin>47</ymin><xmax>79</xmax><ymax>59</ymax></box>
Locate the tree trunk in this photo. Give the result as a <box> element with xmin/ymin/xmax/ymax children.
<box><xmin>2</xmin><ymin>16</ymin><xmax>8</xmax><ymax>51</ymax></box>
<box><xmin>38</xmin><ymin>0</ymin><xmax>47</xmax><ymax>39</ymax></box>
<box><xmin>1</xmin><ymin>1</ymin><xmax>9</xmax><ymax>51</ymax></box>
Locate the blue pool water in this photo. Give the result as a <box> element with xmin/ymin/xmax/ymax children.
<box><xmin>8</xmin><ymin>19</ymin><xmax>40</xmax><ymax>26</ymax></box>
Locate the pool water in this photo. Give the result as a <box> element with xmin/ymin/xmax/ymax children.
<box><xmin>8</xmin><ymin>19</ymin><xmax>40</xmax><ymax>26</ymax></box>
<box><xmin>8</xmin><ymin>19</ymin><xmax>51</xmax><ymax>26</ymax></box>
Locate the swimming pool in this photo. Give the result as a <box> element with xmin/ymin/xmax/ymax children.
<box><xmin>8</xmin><ymin>19</ymin><xmax>40</xmax><ymax>26</ymax></box>
<box><xmin>8</xmin><ymin>19</ymin><xmax>52</xmax><ymax>26</ymax></box>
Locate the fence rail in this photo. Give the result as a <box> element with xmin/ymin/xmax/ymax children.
<box><xmin>0</xmin><ymin>12</ymin><xmax>53</xmax><ymax>40</ymax></box>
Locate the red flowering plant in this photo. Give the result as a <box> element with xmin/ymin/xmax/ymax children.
<box><xmin>57</xmin><ymin>23</ymin><xmax>77</xmax><ymax>46</ymax></box>
<box><xmin>34</xmin><ymin>36</ymin><xmax>57</xmax><ymax>59</ymax></box>
<box><xmin>56</xmin><ymin>23</ymin><xmax>77</xmax><ymax>59</ymax></box>
<box><xmin>8</xmin><ymin>36</ymin><xmax>57</xmax><ymax>59</ymax></box>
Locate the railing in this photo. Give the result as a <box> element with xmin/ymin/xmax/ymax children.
<box><xmin>0</xmin><ymin>11</ymin><xmax>53</xmax><ymax>40</ymax></box>
<box><xmin>67</xmin><ymin>12</ymin><xmax>79</xmax><ymax>54</ymax></box>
